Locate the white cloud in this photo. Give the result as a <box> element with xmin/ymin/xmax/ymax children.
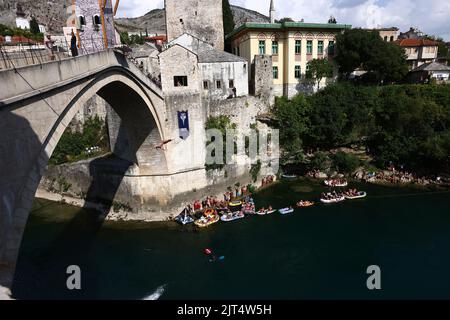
<box><xmin>117</xmin><ymin>0</ymin><xmax>450</xmax><ymax>40</ymax></box>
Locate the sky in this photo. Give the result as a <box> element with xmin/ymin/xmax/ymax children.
<box><xmin>116</xmin><ymin>0</ymin><xmax>450</xmax><ymax>41</ymax></box>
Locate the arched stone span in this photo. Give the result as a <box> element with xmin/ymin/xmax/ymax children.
<box><xmin>0</xmin><ymin>67</ymin><xmax>168</xmax><ymax>289</ymax></box>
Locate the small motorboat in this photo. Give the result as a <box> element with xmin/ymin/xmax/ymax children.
<box><xmin>320</xmin><ymin>196</ymin><xmax>346</xmax><ymax>204</ymax></box>
<box><xmin>296</xmin><ymin>201</ymin><xmax>315</xmax><ymax>208</ymax></box>
<box><xmin>279</xmin><ymin>207</ymin><xmax>294</xmax><ymax>215</ymax></box>
<box><xmin>221</xmin><ymin>211</ymin><xmax>245</xmax><ymax>222</ymax></box>
<box><xmin>345</xmin><ymin>191</ymin><xmax>367</xmax><ymax>200</ymax></box>
<box><xmin>324</xmin><ymin>180</ymin><xmax>348</xmax><ymax>187</ymax></box>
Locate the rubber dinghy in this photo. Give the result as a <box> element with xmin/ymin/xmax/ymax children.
<box><xmin>282</xmin><ymin>174</ymin><xmax>297</xmax><ymax>180</ymax></box>
<box><xmin>320</xmin><ymin>196</ymin><xmax>346</xmax><ymax>204</ymax></box>
<box><xmin>279</xmin><ymin>207</ymin><xmax>294</xmax><ymax>215</ymax></box>
<box><xmin>221</xmin><ymin>211</ymin><xmax>245</xmax><ymax>222</ymax></box>
<box><xmin>324</xmin><ymin>180</ymin><xmax>348</xmax><ymax>187</ymax></box>
<box><xmin>256</xmin><ymin>209</ymin><xmax>276</xmax><ymax>216</ymax></box>
<box><xmin>345</xmin><ymin>191</ymin><xmax>367</xmax><ymax>200</ymax></box>
<box><xmin>195</xmin><ymin>209</ymin><xmax>220</xmax><ymax>228</ymax></box>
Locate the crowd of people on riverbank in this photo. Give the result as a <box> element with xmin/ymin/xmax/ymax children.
<box><xmin>363</xmin><ymin>169</ymin><xmax>450</xmax><ymax>187</ymax></box>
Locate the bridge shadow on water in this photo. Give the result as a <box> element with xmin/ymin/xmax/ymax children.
<box><xmin>11</xmin><ymin>87</ymin><xmax>158</xmax><ymax>299</ymax></box>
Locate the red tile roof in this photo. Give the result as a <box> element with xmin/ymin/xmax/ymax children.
<box><xmin>394</xmin><ymin>39</ymin><xmax>438</xmax><ymax>47</ymax></box>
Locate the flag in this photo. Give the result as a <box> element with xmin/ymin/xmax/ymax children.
<box><xmin>178</xmin><ymin>110</ymin><xmax>189</xmax><ymax>140</ymax></box>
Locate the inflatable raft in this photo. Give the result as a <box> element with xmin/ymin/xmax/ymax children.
<box><xmin>345</xmin><ymin>191</ymin><xmax>367</xmax><ymax>200</ymax></box>
<box><xmin>279</xmin><ymin>208</ymin><xmax>294</xmax><ymax>215</ymax></box>
<box><xmin>221</xmin><ymin>211</ymin><xmax>245</xmax><ymax>222</ymax></box>
<box><xmin>320</xmin><ymin>196</ymin><xmax>346</xmax><ymax>204</ymax></box>
<box><xmin>324</xmin><ymin>180</ymin><xmax>348</xmax><ymax>187</ymax></box>
<box><xmin>297</xmin><ymin>201</ymin><xmax>315</xmax><ymax>208</ymax></box>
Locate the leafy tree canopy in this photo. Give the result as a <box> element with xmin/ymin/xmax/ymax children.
<box><xmin>335</xmin><ymin>29</ymin><xmax>409</xmax><ymax>83</ymax></box>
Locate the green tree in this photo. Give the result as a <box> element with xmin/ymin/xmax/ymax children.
<box><xmin>273</xmin><ymin>95</ymin><xmax>310</xmax><ymax>164</ymax></box>
<box><xmin>306</xmin><ymin>58</ymin><xmax>334</xmax><ymax>91</ymax></box>
<box><xmin>335</xmin><ymin>29</ymin><xmax>409</xmax><ymax>83</ymax></box>
<box><xmin>276</xmin><ymin>17</ymin><xmax>295</xmax><ymax>23</ymax></box>
<box><xmin>332</xmin><ymin>151</ymin><xmax>360</xmax><ymax>175</ymax></box>
<box><xmin>29</xmin><ymin>17</ymin><xmax>40</xmax><ymax>34</ymax></box>
<box><xmin>222</xmin><ymin>0</ymin><xmax>235</xmax><ymax>36</ymax></box>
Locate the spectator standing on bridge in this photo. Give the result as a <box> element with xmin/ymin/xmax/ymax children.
<box><xmin>70</xmin><ymin>31</ymin><xmax>79</xmax><ymax>57</ymax></box>
<box><xmin>44</xmin><ymin>34</ymin><xmax>55</xmax><ymax>61</ymax></box>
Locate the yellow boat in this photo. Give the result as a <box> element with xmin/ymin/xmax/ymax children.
<box><xmin>195</xmin><ymin>210</ymin><xmax>220</xmax><ymax>228</ymax></box>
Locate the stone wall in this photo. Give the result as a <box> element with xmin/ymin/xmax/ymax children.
<box><xmin>253</xmin><ymin>55</ymin><xmax>274</xmax><ymax>105</ymax></box>
<box><xmin>200</xmin><ymin>61</ymin><xmax>248</xmax><ymax>101</ymax></box>
<box><xmin>69</xmin><ymin>95</ymin><xmax>108</xmax><ymax>132</ymax></box>
<box><xmin>165</xmin><ymin>0</ymin><xmax>224</xmax><ymax>51</ymax></box>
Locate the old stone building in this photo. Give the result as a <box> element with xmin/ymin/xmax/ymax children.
<box><xmin>163</xmin><ymin>33</ymin><xmax>249</xmax><ymax>101</ymax></box>
<box><xmin>165</xmin><ymin>0</ymin><xmax>225</xmax><ymax>51</ymax></box>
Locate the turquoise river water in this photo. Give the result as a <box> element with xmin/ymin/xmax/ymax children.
<box><xmin>11</xmin><ymin>179</ymin><xmax>450</xmax><ymax>299</ymax></box>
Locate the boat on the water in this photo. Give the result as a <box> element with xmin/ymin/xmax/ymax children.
<box><xmin>256</xmin><ymin>209</ymin><xmax>276</xmax><ymax>216</ymax></box>
<box><xmin>282</xmin><ymin>174</ymin><xmax>297</xmax><ymax>180</ymax></box>
<box><xmin>324</xmin><ymin>180</ymin><xmax>348</xmax><ymax>187</ymax></box>
<box><xmin>279</xmin><ymin>207</ymin><xmax>294</xmax><ymax>215</ymax></box>
<box><xmin>345</xmin><ymin>191</ymin><xmax>367</xmax><ymax>200</ymax></box>
<box><xmin>195</xmin><ymin>209</ymin><xmax>220</xmax><ymax>228</ymax></box>
<box><xmin>320</xmin><ymin>196</ymin><xmax>346</xmax><ymax>204</ymax></box>
<box><xmin>175</xmin><ymin>213</ymin><xmax>195</xmax><ymax>225</ymax></box>
<box><xmin>221</xmin><ymin>211</ymin><xmax>245</xmax><ymax>222</ymax></box>
<box><xmin>296</xmin><ymin>201</ymin><xmax>315</xmax><ymax>208</ymax></box>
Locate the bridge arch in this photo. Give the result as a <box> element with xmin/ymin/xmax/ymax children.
<box><xmin>0</xmin><ymin>66</ymin><xmax>168</xmax><ymax>289</ymax></box>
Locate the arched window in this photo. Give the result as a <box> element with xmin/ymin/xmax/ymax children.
<box><xmin>390</xmin><ymin>36</ymin><xmax>394</xmax><ymax>42</ymax></box>
<box><xmin>77</xmin><ymin>15</ymin><xmax>86</xmax><ymax>31</ymax></box>
<box><xmin>93</xmin><ymin>15</ymin><xmax>101</xmax><ymax>26</ymax></box>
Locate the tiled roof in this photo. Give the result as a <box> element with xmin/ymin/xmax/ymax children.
<box><xmin>412</xmin><ymin>62</ymin><xmax>450</xmax><ymax>72</ymax></box>
<box><xmin>226</xmin><ymin>22</ymin><xmax>352</xmax><ymax>39</ymax></box>
<box><xmin>394</xmin><ymin>39</ymin><xmax>438</xmax><ymax>47</ymax></box>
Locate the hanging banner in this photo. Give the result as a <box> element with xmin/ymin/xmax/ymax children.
<box><xmin>178</xmin><ymin>110</ymin><xmax>190</xmax><ymax>140</ymax></box>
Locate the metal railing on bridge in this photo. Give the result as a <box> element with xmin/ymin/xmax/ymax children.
<box><xmin>0</xmin><ymin>36</ymin><xmax>117</xmax><ymax>70</ymax></box>
<box><xmin>0</xmin><ymin>36</ymin><xmax>163</xmax><ymax>90</ymax></box>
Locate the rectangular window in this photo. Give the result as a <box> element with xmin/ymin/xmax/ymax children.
<box><xmin>203</xmin><ymin>81</ymin><xmax>209</xmax><ymax>90</ymax></box>
<box><xmin>295</xmin><ymin>65</ymin><xmax>301</xmax><ymax>79</ymax></box>
<box><xmin>307</xmin><ymin>40</ymin><xmax>313</xmax><ymax>54</ymax></box>
<box><xmin>216</xmin><ymin>80</ymin><xmax>222</xmax><ymax>89</ymax></box>
<box><xmin>229</xmin><ymin>79</ymin><xmax>234</xmax><ymax>88</ymax></box>
<box><xmin>259</xmin><ymin>40</ymin><xmax>266</xmax><ymax>55</ymax></box>
<box><xmin>273</xmin><ymin>66</ymin><xmax>278</xmax><ymax>79</ymax></box>
<box><xmin>328</xmin><ymin>41</ymin><xmax>335</xmax><ymax>55</ymax></box>
<box><xmin>295</xmin><ymin>40</ymin><xmax>301</xmax><ymax>54</ymax></box>
<box><xmin>318</xmin><ymin>41</ymin><xmax>324</xmax><ymax>55</ymax></box>
<box><xmin>272</xmin><ymin>41</ymin><xmax>278</xmax><ymax>55</ymax></box>
<box><xmin>174</xmin><ymin>76</ymin><xmax>188</xmax><ymax>87</ymax></box>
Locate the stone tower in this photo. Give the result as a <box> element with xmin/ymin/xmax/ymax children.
<box><xmin>165</xmin><ymin>0</ymin><xmax>224</xmax><ymax>51</ymax></box>
<box><xmin>73</xmin><ymin>0</ymin><xmax>117</xmax><ymax>54</ymax></box>
<box><xmin>269</xmin><ymin>0</ymin><xmax>275</xmax><ymax>24</ymax></box>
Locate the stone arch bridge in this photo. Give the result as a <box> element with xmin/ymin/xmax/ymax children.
<box><xmin>0</xmin><ymin>50</ymin><xmax>208</xmax><ymax>290</ymax></box>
